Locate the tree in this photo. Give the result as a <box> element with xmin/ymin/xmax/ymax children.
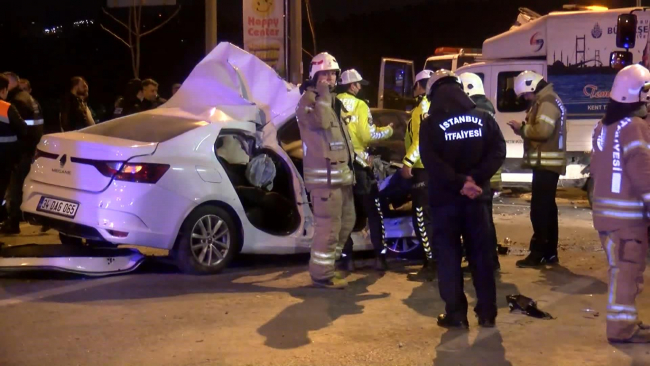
<box><xmin>101</xmin><ymin>2</ymin><xmax>181</xmax><ymax>78</ymax></box>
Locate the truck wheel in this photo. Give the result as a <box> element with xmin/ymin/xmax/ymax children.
<box><xmin>172</xmin><ymin>206</ymin><xmax>239</xmax><ymax>275</ymax></box>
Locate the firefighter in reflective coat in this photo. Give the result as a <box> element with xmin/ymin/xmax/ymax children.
<box><xmin>0</xmin><ymin>75</ymin><xmax>28</xmax><ymax>228</ymax></box>
<box><xmin>337</xmin><ymin>69</ymin><xmax>393</xmax><ymax>271</ymax></box>
<box><xmin>590</xmin><ymin>64</ymin><xmax>650</xmax><ymax>343</ymax></box>
<box><xmin>459</xmin><ymin>72</ymin><xmax>501</xmax><ymax>271</ymax></box>
<box><xmin>507</xmin><ymin>70</ymin><xmax>567</xmax><ymax>268</ymax></box>
<box><xmin>420</xmin><ymin>70</ymin><xmax>506</xmax><ymax>328</ymax></box>
<box><xmin>296</xmin><ymin>52</ymin><xmax>356</xmax><ymax>289</ymax></box>
<box><xmin>402</xmin><ymin>69</ymin><xmax>437</xmax><ymax>281</ymax></box>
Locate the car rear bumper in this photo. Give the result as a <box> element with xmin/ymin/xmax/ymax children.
<box><xmin>21</xmin><ymin>178</ymin><xmax>194</xmax><ymax>250</ymax></box>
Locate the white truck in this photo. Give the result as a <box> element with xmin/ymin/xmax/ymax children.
<box><xmin>378</xmin><ymin>6</ymin><xmax>649</xmax><ymax>192</ymax></box>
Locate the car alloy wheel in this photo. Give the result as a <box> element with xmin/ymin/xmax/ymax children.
<box><xmin>386</xmin><ymin>237</ymin><xmax>420</xmax><ymax>254</ymax></box>
<box><xmin>190</xmin><ymin>214</ymin><xmax>230</xmax><ymax>267</ymax></box>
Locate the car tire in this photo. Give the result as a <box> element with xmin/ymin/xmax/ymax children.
<box><xmin>386</xmin><ymin>237</ymin><xmax>421</xmax><ymax>257</ymax></box>
<box><xmin>59</xmin><ymin>233</ymin><xmax>83</xmax><ymax>246</ymax></box>
<box><xmin>173</xmin><ymin>206</ymin><xmax>239</xmax><ymax>275</ymax></box>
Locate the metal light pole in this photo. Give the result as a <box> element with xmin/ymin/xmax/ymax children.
<box><xmin>206</xmin><ymin>0</ymin><xmax>217</xmax><ymax>55</ymax></box>
<box><xmin>289</xmin><ymin>0</ymin><xmax>303</xmax><ymax>84</ymax></box>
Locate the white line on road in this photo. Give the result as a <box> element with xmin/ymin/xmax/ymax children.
<box><xmin>0</xmin><ymin>275</ymin><xmax>132</xmax><ymax>307</ymax></box>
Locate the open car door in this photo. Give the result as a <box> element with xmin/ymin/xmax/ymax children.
<box><xmin>378</xmin><ymin>58</ymin><xmax>416</xmax><ymax>111</ymax></box>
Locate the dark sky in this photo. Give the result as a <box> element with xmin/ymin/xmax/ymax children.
<box><xmin>0</xmin><ymin>0</ymin><xmax>644</xmax><ymax>119</ymax></box>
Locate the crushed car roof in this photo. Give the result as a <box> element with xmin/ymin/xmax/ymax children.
<box><xmin>146</xmin><ymin>42</ymin><xmax>301</xmax><ymax>126</ymax></box>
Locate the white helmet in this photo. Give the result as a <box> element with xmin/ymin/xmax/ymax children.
<box><xmin>610</xmin><ymin>64</ymin><xmax>650</xmax><ymax>103</ymax></box>
<box><xmin>425</xmin><ymin>69</ymin><xmax>461</xmax><ymax>98</ymax></box>
<box><xmin>309</xmin><ymin>52</ymin><xmax>340</xmax><ymax>79</ymax></box>
<box><xmin>415</xmin><ymin>70</ymin><xmax>434</xmax><ymax>84</ymax></box>
<box><xmin>514</xmin><ymin>71</ymin><xmax>545</xmax><ymax>97</ymax></box>
<box><xmin>459</xmin><ymin>73</ymin><xmax>485</xmax><ymax>97</ymax></box>
<box><xmin>340</xmin><ymin>69</ymin><xmax>369</xmax><ymax>85</ymax></box>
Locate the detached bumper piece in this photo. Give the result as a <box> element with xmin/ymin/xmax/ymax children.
<box><xmin>0</xmin><ymin>244</ymin><xmax>144</xmax><ymax>276</ymax></box>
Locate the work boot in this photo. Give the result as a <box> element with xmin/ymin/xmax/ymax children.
<box><xmin>375</xmin><ymin>255</ymin><xmax>388</xmax><ymax>272</ymax></box>
<box><xmin>516</xmin><ymin>252</ymin><xmax>546</xmax><ymax>268</ymax></box>
<box><xmin>0</xmin><ymin>222</ymin><xmax>20</xmax><ymax>235</ymax></box>
<box><xmin>312</xmin><ymin>276</ymin><xmax>348</xmax><ymax>289</ymax></box>
<box><xmin>478</xmin><ymin>316</ymin><xmax>496</xmax><ymax>328</ymax></box>
<box><xmin>437</xmin><ymin>314</ymin><xmax>469</xmax><ymax>329</ymax></box>
<box><xmin>407</xmin><ymin>260</ymin><xmax>436</xmax><ymax>282</ymax></box>
<box><xmin>609</xmin><ymin>326</ymin><xmax>650</xmax><ymax>343</ymax></box>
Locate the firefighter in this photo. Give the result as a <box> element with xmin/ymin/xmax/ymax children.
<box><xmin>337</xmin><ymin>69</ymin><xmax>393</xmax><ymax>271</ymax></box>
<box><xmin>296</xmin><ymin>52</ymin><xmax>356</xmax><ymax>289</ymax></box>
<box><xmin>401</xmin><ymin>69</ymin><xmax>437</xmax><ymax>281</ymax></box>
<box><xmin>507</xmin><ymin>70</ymin><xmax>566</xmax><ymax>268</ymax></box>
<box><xmin>590</xmin><ymin>64</ymin><xmax>650</xmax><ymax>343</ymax></box>
<box><xmin>420</xmin><ymin>70</ymin><xmax>506</xmax><ymax>328</ymax></box>
<box><xmin>0</xmin><ymin>75</ymin><xmax>28</xmax><ymax>229</ymax></box>
<box><xmin>1</xmin><ymin>72</ymin><xmax>44</xmax><ymax>235</ymax></box>
<box><xmin>459</xmin><ymin>72</ymin><xmax>501</xmax><ymax>271</ymax></box>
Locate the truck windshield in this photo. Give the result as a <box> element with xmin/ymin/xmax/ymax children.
<box><xmin>424</xmin><ymin>59</ymin><xmax>453</xmax><ymax>72</ymax></box>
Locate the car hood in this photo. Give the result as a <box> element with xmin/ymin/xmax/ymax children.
<box><xmin>158</xmin><ymin>42</ymin><xmax>301</xmax><ymax>127</ymax></box>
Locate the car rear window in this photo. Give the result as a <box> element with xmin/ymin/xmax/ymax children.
<box><xmin>82</xmin><ymin>114</ymin><xmax>205</xmax><ymax>143</ymax></box>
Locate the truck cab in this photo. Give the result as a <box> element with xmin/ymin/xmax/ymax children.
<box><xmin>378</xmin><ymin>6</ymin><xmax>649</xmax><ymax>191</ymax></box>
<box><xmin>378</xmin><ymin>47</ymin><xmax>481</xmax><ymax>110</ymax></box>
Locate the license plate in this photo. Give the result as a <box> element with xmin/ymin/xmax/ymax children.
<box><xmin>36</xmin><ymin>197</ymin><xmax>79</xmax><ymax>218</ymax></box>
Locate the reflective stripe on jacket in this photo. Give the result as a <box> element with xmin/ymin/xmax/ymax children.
<box><xmin>520</xmin><ymin>84</ymin><xmax>567</xmax><ymax>175</ymax></box>
<box><xmin>404</xmin><ymin>95</ymin><xmax>429</xmax><ymax>168</ymax></box>
<box><xmin>337</xmin><ymin>92</ymin><xmax>392</xmax><ymax>164</ymax></box>
<box><xmin>296</xmin><ymin>85</ymin><xmax>355</xmax><ymax>190</ymax></box>
<box><xmin>591</xmin><ymin>115</ymin><xmax>650</xmax><ymax>231</ymax></box>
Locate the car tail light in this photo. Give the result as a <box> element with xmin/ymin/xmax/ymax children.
<box><xmin>114</xmin><ymin>163</ymin><xmax>170</xmax><ymax>184</ymax></box>
<box><xmin>33</xmin><ymin>149</ymin><xmax>58</xmax><ymax>162</ymax></box>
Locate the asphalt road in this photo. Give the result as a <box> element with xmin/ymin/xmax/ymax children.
<box><xmin>1</xmin><ymin>189</ymin><xmax>649</xmax><ymax>366</ymax></box>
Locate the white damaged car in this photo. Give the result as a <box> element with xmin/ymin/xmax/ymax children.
<box><xmin>18</xmin><ymin>43</ymin><xmax>376</xmax><ymax>274</ymax></box>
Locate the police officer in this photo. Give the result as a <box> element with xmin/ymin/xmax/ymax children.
<box><xmin>296</xmin><ymin>52</ymin><xmax>356</xmax><ymax>289</ymax></box>
<box><xmin>337</xmin><ymin>69</ymin><xmax>393</xmax><ymax>271</ymax></box>
<box><xmin>459</xmin><ymin>72</ymin><xmax>502</xmax><ymax>271</ymax></box>
<box><xmin>0</xmin><ymin>75</ymin><xmax>27</xmax><ymax>229</ymax></box>
<box><xmin>1</xmin><ymin>72</ymin><xmax>44</xmax><ymax>235</ymax></box>
<box><xmin>401</xmin><ymin>69</ymin><xmax>437</xmax><ymax>281</ymax></box>
<box><xmin>590</xmin><ymin>64</ymin><xmax>650</xmax><ymax>343</ymax></box>
<box><xmin>420</xmin><ymin>70</ymin><xmax>506</xmax><ymax>328</ymax></box>
<box><xmin>507</xmin><ymin>71</ymin><xmax>566</xmax><ymax>268</ymax></box>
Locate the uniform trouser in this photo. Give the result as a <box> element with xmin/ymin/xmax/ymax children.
<box><xmin>342</xmin><ymin>180</ymin><xmax>386</xmax><ymax>257</ymax></box>
<box><xmin>7</xmin><ymin>150</ymin><xmax>33</xmax><ymax>226</ymax></box>
<box><xmin>599</xmin><ymin>226</ymin><xmax>649</xmax><ymax>341</ymax></box>
<box><xmin>433</xmin><ymin>201</ymin><xmax>497</xmax><ymax>321</ymax></box>
<box><xmin>411</xmin><ymin>168</ymin><xmax>436</xmax><ymax>262</ymax></box>
<box><xmin>487</xmin><ymin>198</ymin><xmax>500</xmax><ymax>266</ymax></box>
<box><xmin>529</xmin><ymin>169</ymin><xmax>560</xmax><ymax>257</ymax></box>
<box><xmin>309</xmin><ymin>185</ymin><xmax>356</xmax><ymax>281</ymax></box>
<box><xmin>0</xmin><ymin>143</ymin><xmax>19</xmax><ymax>221</ymax></box>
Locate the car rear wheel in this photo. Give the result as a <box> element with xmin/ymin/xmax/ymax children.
<box><xmin>173</xmin><ymin>206</ymin><xmax>239</xmax><ymax>275</ymax></box>
<box><xmin>386</xmin><ymin>237</ymin><xmax>420</xmax><ymax>254</ymax></box>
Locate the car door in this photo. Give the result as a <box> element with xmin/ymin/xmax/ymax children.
<box><xmin>260</xmin><ymin>120</ymin><xmax>314</xmax><ymax>247</ymax></box>
<box><xmin>378</xmin><ymin>58</ymin><xmax>416</xmax><ymax>111</ymax></box>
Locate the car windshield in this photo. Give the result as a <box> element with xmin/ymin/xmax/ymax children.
<box><xmin>83</xmin><ymin>114</ymin><xmax>205</xmax><ymax>143</ymax></box>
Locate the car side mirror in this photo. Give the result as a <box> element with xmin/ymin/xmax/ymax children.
<box><xmin>617</xmin><ymin>14</ymin><xmax>637</xmax><ymax>49</ymax></box>
<box><xmin>610</xmin><ymin>51</ymin><xmax>634</xmax><ymax>69</ymax></box>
